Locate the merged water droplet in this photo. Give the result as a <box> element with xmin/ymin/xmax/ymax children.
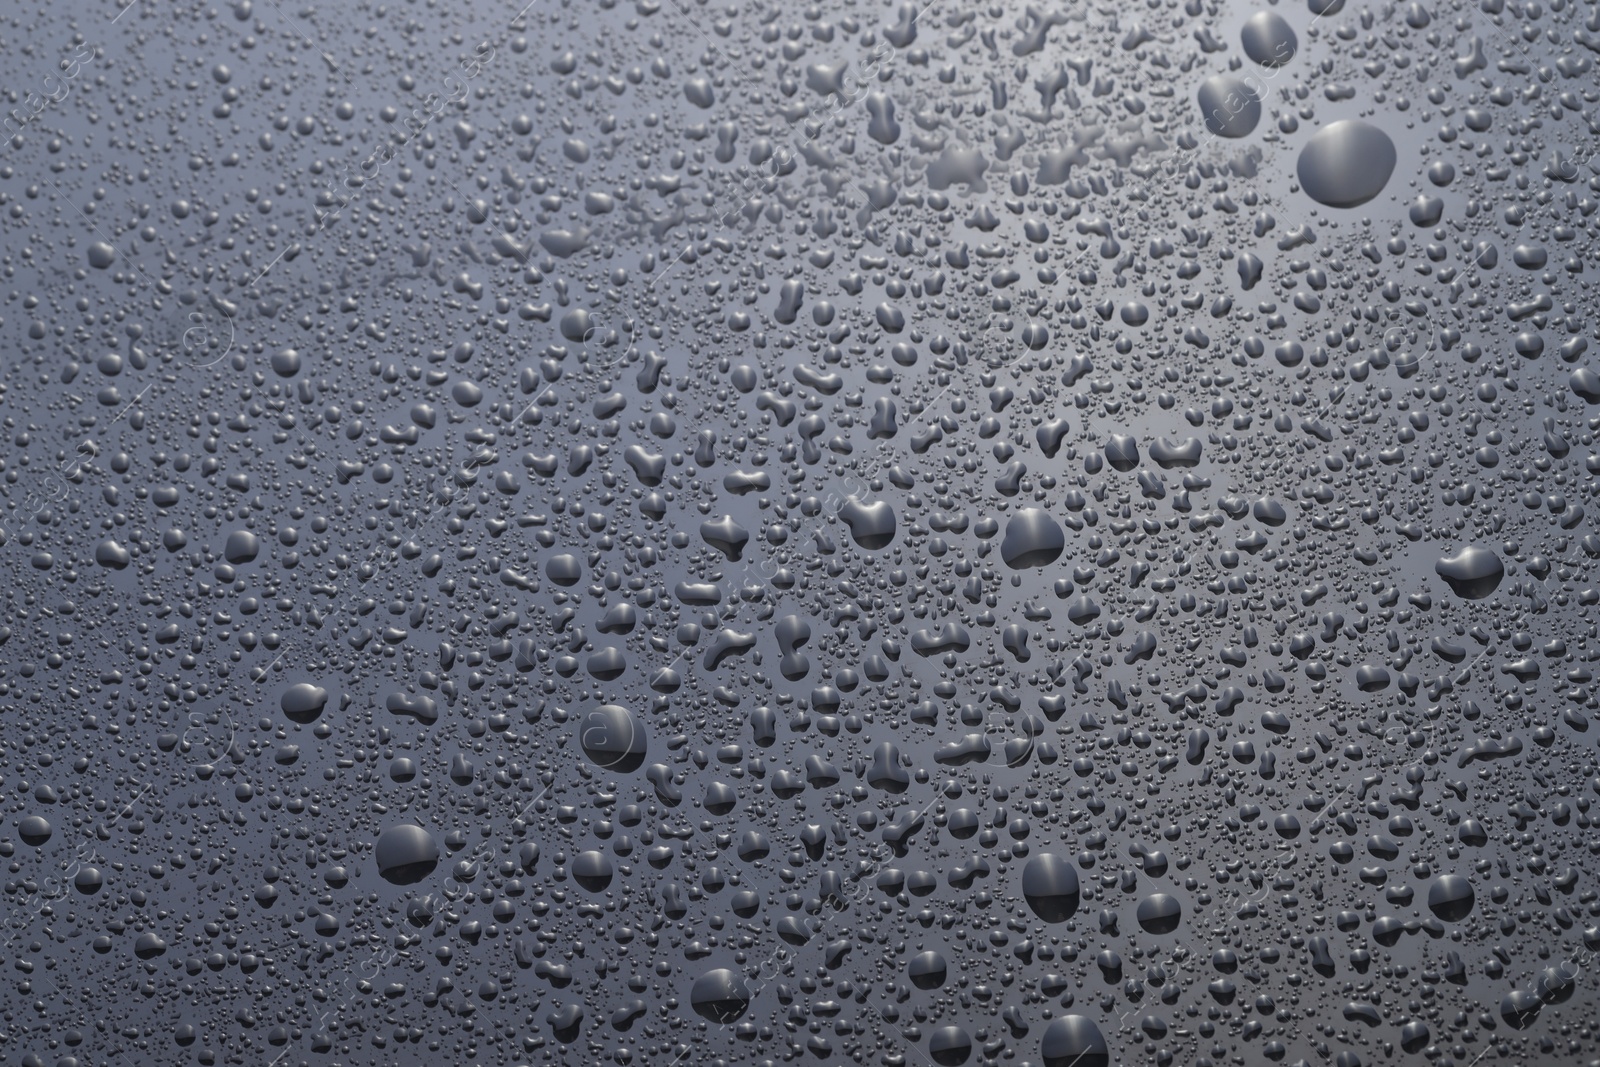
<box><xmin>1435</xmin><ymin>546</ymin><xmax>1505</xmax><ymax>599</ymax></box>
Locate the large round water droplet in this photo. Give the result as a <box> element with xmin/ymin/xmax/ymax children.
<box><xmin>1136</xmin><ymin>892</ymin><xmax>1183</xmax><ymax>934</ymax></box>
<box><xmin>18</xmin><ymin>815</ymin><xmax>52</xmax><ymax>846</ymax></box>
<box><xmin>224</xmin><ymin>530</ymin><xmax>260</xmax><ymax>563</ymax></box>
<box><xmin>560</xmin><ymin>307</ymin><xmax>596</xmax><ymax>342</ymax></box>
<box><xmin>1041</xmin><ymin>1015</ymin><xmax>1109</xmax><ymax>1067</ymax></box>
<box><xmin>546</xmin><ymin>554</ymin><xmax>583</xmax><ymax>585</ymax></box>
<box><xmin>1297</xmin><ymin>120</ymin><xmax>1396</xmax><ymax>208</ymax></box>
<box><xmin>690</xmin><ymin>968</ymin><xmax>751</xmax><ymax>1022</ymax></box>
<box><xmin>909</xmin><ymin>950</ymin><xmax>949</xmax><ymax>989</ymax></box>
<box><xmin>374</xmin><ymin>824</ymin><xmax>440</xmax><ymax>885</ymax></box>
<box><xmin>572</xmin><ymin>850</ymin><xmax>614</xmax><ymax>892</ymax></box>
<box><xmin>1569</xmin><ymin>368</ymin><xmax>1600</xmax><ymax>402</ymax></box>
<box><xmin>928</xmin><ymin>1026</ymin><xmax>973</xmax><ymax>1066</ymax></box>
<box><xmin>1022</xmin><ymin>853</ymin><xmax>1080</xmax><ymax>922</ymax></box>
<box><xmin>1427</xmin><ymin>875</ymin><xmax>1475</xmax><ymax>921</ymax></box>
<box><xmin>1197</xmin><ymin>75</ymin><xmax>1261</xmax><ymax>138</ymax></box>
<box><xmin>580</xmin><ymin>704</ymin><xmax>646</xmax><ymax>772</ymax></box>
<box><xmin>1435</xmin><ymin>547</ymin><xmax>1504</xmax><ymax>599</ymax></box>
<box><xmin>1501</xmin><ymin>989</ymin><xmax>1543</xmax><ymax>1029</ymax></box>
<box><xmin>271</xmin><ymin>347</ymin><xmax>302</xmax><ymax>376</ymax></box>
<box><xmin>282</xmin><ymin>683</ymin><xmax>329</xmax><ymax>724</ymax></box>
<box><xmin>1241</xmin><ymin>11</ymin><xmax>1296</xmax><ymax>65</ymax></box>
<box><xmin>1535</xmin><ymin>963</ymin><xmax>1578</xmax><ymax>1004</ymax></box>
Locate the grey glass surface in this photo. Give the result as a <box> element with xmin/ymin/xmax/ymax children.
<box><xmin>2</xmin><ymin>0</ymin><xmax>1599</xmax><ymax>1065</ymax></box>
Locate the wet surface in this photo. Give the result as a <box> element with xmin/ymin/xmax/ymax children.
<box><xmin>2</xmin><ymin>0</ymin><xmax>1600</xmax><ymax>1065</ymax></box>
